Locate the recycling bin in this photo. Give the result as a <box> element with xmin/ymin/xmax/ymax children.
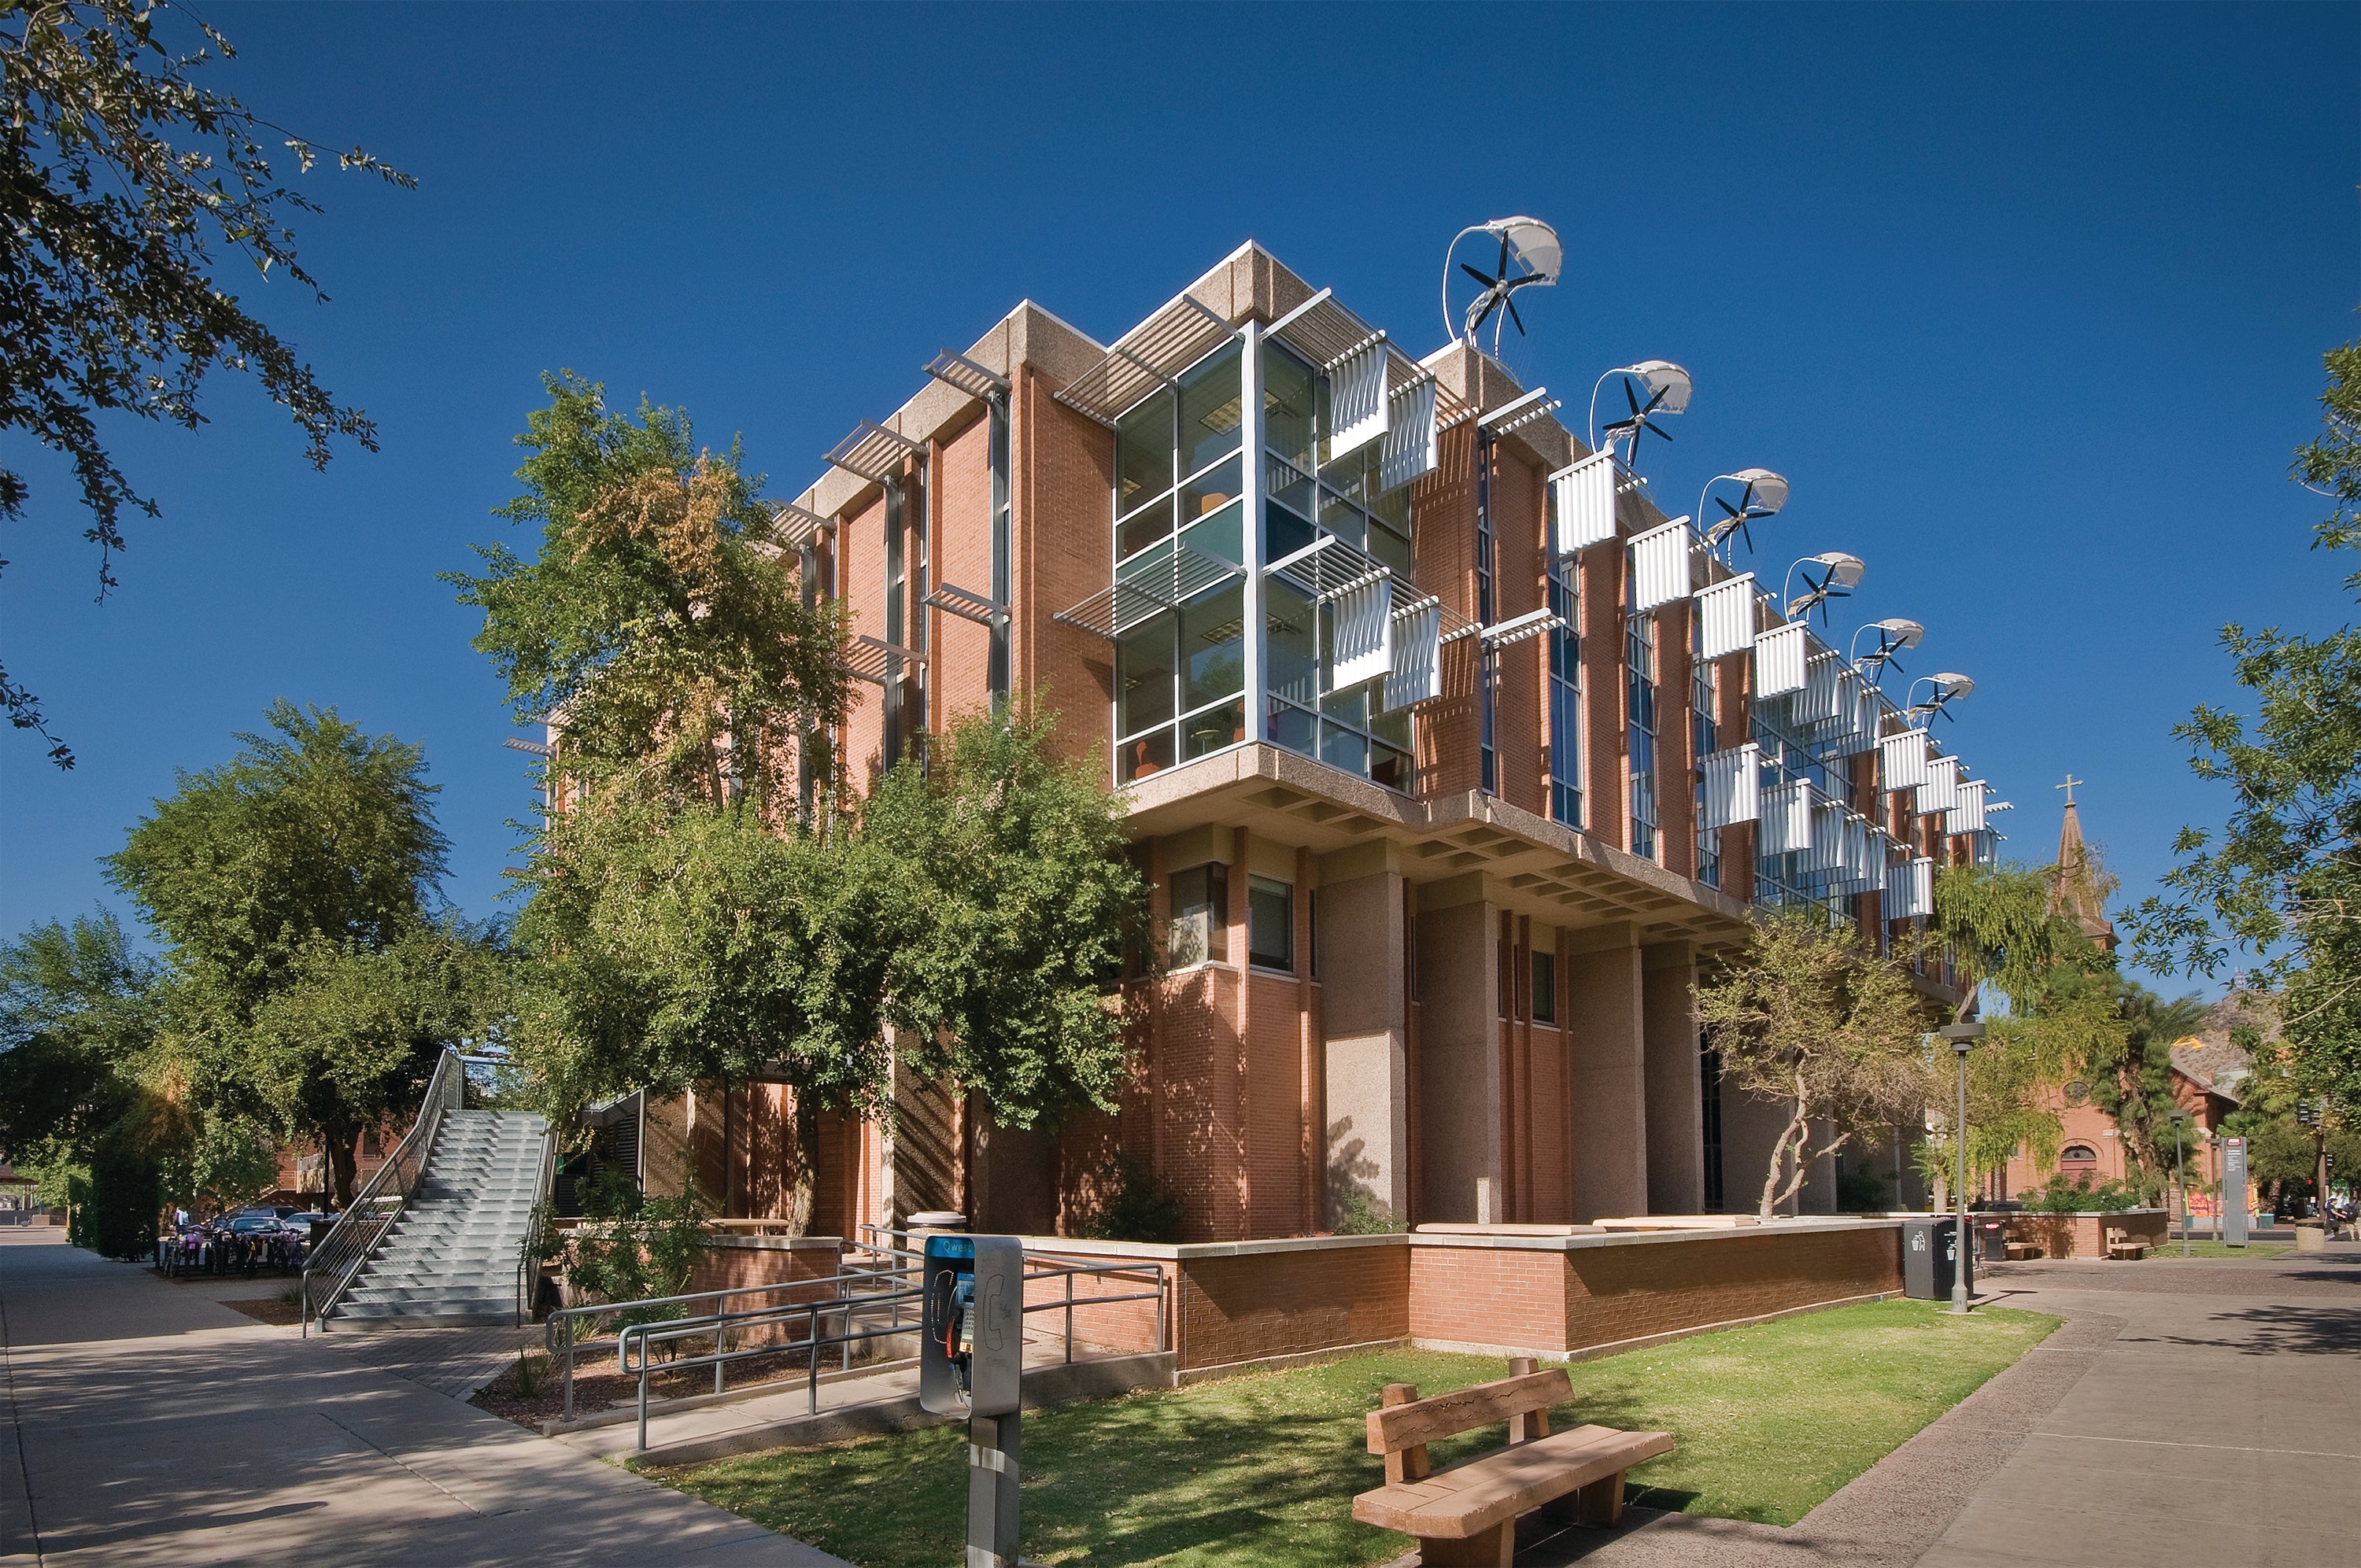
<box><xmin>1901</xmin><ymin>1217</ymin><xmax>1969</xmax><ymax>1300</ymax></box>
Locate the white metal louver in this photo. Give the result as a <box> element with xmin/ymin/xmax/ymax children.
<box><xmin>1761</xmin><ymin>778</ymin><xmax>1812</xmax><ymax>855</ymax></box>
<box><xmin>1945</xmin><ymin>778</ymin><xmax>1988</xmax><ymax>837</ymax></box>
<box><xmin>1917</xmin><ymin>754</ymin><xmax>1963</xmax><ymax>817</ymax></box>
<box><xmin>1631</xmin><ymin>522</ymin><xmax>1692</xmax><ymax>613</ymax></box>
<box><xmin>1329</xmin><ymin>574</ymin><xmax>1393</xmax><ymax>691</ymax></box>
<box><xmin>1381</xmin><ymin>600</ymin><xmax>1442</xmax><ymax>710</ymax></box>
<box><xmin>1830</xmin><ymin>680</ymin><xmax>1879</xmax><ymax>758</ymax></box>
<box><xmin>1886</xmin><ymin>855</ymin><xmax>1934</xmax><ymax>920</ymax></box>
<box><xmin>1754</xmin><ymin>622</ymin><xmax>1809</xmax><ymax>698</ymax></box>
<box><xmin>1694</xmin><ymin>574</ymin><xmax>1756</xmax><ymax>661</ymax></box>
<box><xmin>1866</xmin><ymin>825</ymin><xmax>1892</xmax><ymax>888</ymax></box>
<box><xmin>1794</xmin><ymin>650</ymin><xmax>1845</xmax><ymax>724</ymax></box>
<box><xmin>1325</xmin><ymin>340</ymin><xmax>1389</xmax><ymax>460</ymax></box>
<box><xmin>1840</xmin><ymin>814</ymin><xmax>1876</xmax><ymax>892</ymax></box>
<box><xmin>1550</xmin><ymin>448</ymin><xmax>1620</xmax><ymax>554</ymax></box>
<box><xmin>1377</xmin><ymin>380</ymin><xmax>1438</xmax><ymax>495</ymax></box>
<box><xmin>1805</xmin><ymin>792</ymin><xmax>1847</xmax><ymax>873</ymax></box>
<box><xmin>1880</xmin><ymin>728</ymin><xmax>1931</xmax><ymax>792</ymax></box>
<box><xmin>1701</xmin><ymin>743</ymin><xmax>1761</xmax><ymax>829</ymax></box>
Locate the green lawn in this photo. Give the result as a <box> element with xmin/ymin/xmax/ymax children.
<box><xmin>649</xmin><ymin>1299</ymin><xmax>2054</xmax><ymax>1568</ymax></box>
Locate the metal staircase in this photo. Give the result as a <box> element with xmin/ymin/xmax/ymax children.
<box><xmin>303</xmin><ymin>1050</ymin><xmax>556</xmax><ymax>1331</ymax></box>
<box><xmin>324</xmin><ymin>1109</ymin><xmax>549</xmax><ymax>1326</ymax></box>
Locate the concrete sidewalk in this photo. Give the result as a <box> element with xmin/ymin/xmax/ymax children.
<box><xmin>0</xmin><ymin>1230</ymin><xmax>848</xmax><ymax>1566</ymax></box>
<box><xmin>1509</xmin><ymin>1243</ymin><xmax>2361</xmax><ymax>1566</ymax></box>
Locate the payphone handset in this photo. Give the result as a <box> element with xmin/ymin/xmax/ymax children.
<box><xmin>918</xmin><ymin>1233</ymin><xmax>1022</xmax><ymax>1417</ymax></box>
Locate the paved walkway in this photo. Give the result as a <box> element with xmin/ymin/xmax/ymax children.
<box><xmin>0</xmin><ymin>1231</ymin><xmax>847</xmax><ymax>1566</ymax></box>
<box><xmin>1508</xmin><ymin>1243</ymin><xmax>2361</xmax><ymax>1566</ymax></box>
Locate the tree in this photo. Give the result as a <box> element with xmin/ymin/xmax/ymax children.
<box><xmin>2126</xmin><ymin>341</ymin><xmax>2361</xmax><ymax>1116</ymax></box>
<box><xmin>1697</xmin><ymin>912</ymin><xmax>1934</xmax><ymax>1219</ymax></box>
<box><xmin>446</xmin><ymin>372</ymin><xmax>848</xmax><ymax>807</ymax></box>
<box><xmin>866</xmin><ymin>703</ymin><xmax>1150</xmax><ymax>1133</ymax></box>
<box><xmin>0</xmin><ymin>913</ymin><xmax>158</xmax><ymax>1234</ymax></box>
<box><xmin>2</xmin><ymin>0</ymin><xmax>410</xmax><ymax>766</ymax></box>
<box><xmin>105</xmin><ymin>702</ymin><xmax>500</xmax><ymax>1205</ymax></box>
<box><xmin>512</xmin><ymin>798</ymin><xmax>914</xmax><ymax>1234</ymax></box>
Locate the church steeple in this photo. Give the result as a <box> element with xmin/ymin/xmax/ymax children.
<box><xmin>2050</xmin><ymin>777</ymin><xmax>2118</xmax><ymax>951</ymax></box>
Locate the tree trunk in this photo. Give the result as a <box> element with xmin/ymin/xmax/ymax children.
<box><xmin>785</xmin><ymin>1098</ymin><xmax>818</xmax><ymax>1238</ymax></box>
<box><xmin>1758</xmin><ymin>1072</ymin><xmax>1811</xmax><ymax>1220</ymax></box>
<box><xmin>327</xmin><ymin>1130</ymin><xmax>360</xmax><ymax>1211</ymax></box>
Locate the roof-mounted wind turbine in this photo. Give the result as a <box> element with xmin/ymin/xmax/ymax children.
<box><xmin>1850</xmin><ymin>617</ymin><xmax>1924</xmax><ymax>684</ymax></box>
<box><xmin>1589</xmin><ymin>360</ymin><xmax>1691</xmax><ymax>470</ymax></box>
<box><xmin>1908</xmin><ymin>673</ymin><xmax>1975</xmax><ymax>723</ymax></box>
<box><xmin>1442</xmin><ymin>217</ymin><xmax>1562</xmax><ymax>355</ymax></box>
<box><xmin>1698</xmin><ymin>467</ymin><xmax>1788</xmax><ymax>559</ymax></box>
<box><xmin>1783</xmin><ymin>551</ymin><xmax>1864</xmax><ymax>624</ymax></box>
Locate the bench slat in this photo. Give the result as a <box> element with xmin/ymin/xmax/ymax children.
<box><xmin>1353</xmin><ymin>1426</ymin><xmax>1673</xmax><ymax>1539</ymax></box>
<box><xmin>1365</xmin><ymin>1369</ymin><xmax>1572</xmax><ymax>1454</ymax></box>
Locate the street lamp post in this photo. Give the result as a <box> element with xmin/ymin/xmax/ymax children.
<box><xmin>2171</xmin><ymin>1111</ymin><xmax>2191</xmax><ymax>1259</ymax></box>
<box><xmin>1939</xmin><ymin>1022</ymin><xmax>1986</xmax><ymax>1315</ymax></box>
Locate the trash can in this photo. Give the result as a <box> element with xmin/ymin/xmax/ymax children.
<box><xmin>1901</xmin><ymin>1217</ymin><xmax>1969</xmax><ymax>1301</ymax></box>
<box><xmin>1976</xmin><ymin>1217</ymin><xmax>2009</xmax><ymax>1263</ymax></box>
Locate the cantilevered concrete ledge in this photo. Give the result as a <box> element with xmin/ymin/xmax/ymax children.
<box><xmin>1121</xmin><ymin>742</ymin><xmax>1753</xmax><ymax>950</ymax></box>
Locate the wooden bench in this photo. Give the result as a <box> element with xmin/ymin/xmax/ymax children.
<box><xmin>1351</xmin><ymin>1358</ymin><xmax>1673</xmax><ymax>1567</ymax></box>
<box><xmin>2104</xmin><ymin>1227</ymin><xmax>2146</xmax><ymax>1261</ymax></box>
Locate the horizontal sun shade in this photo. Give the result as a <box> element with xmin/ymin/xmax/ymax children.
<box><xmin>1761</xmin><ymin>778</ymin><xmax>1813</xmax><ymax>855</ymax></box>
<box><xmin>1550</xmin><ymin>448</ymin><xmax>1620</xmax><ymax>554</ymax></box>
<box><xmin>1053</xmin><ymin>543</ymin><xmax>1243</xmax><ymax>640</ymax></box>
<box><xmin>1379</xmin><ymin>378</ymin><xmax>1440</xmax><ymax>495</ymax></box>
<box><xmin>1326</xmin><ymin>337</ymin><xmax>1390</xmax><ymax>461</ymax></box>
<box><xmin>1701</xmin><ymin>743</ymin><xmax>1761</xmax><ymax>829</ymax></box>
<box><xmin>1330</xmin><ymin>572</ymin><xmax>1394</xmax><ymax>690</ymax></box>
<box><xmin>1794</xmin><ymin>648</ymin><xmax>1846</xmax><ymax>725</ymax></box>
<box><xmin>1695</xmin><ymin>574</ymin><xmax>1757</xmax><ymax>661</ymax></box>
<box><xmin>1053</xmin><ymin>291</ymin><xmax>1234</xmax><ymax>424</ymax></box>
<box><xmin>824</xmin><ymin>419</ymin><xmax>926</xmax><ymax>485</ymax></box>
<box><xmin>1630</xmin><ymin>521</ymin><xmax>1693</xmax><ymax>614</ymax></box>
<box><xmin>923</xmin><ymin>349</ymin><xmax>1008</xmax><ymax>402</ymax></box>
<box><xmin>1886</xmin><ymin>855</ymin><xmax>1934</xmax><ymax>920</ymax></box>
<box><xmin>1383</xmin><ymin>599</ymin><xmax>1443</xmax><ymax>711</ymax></box>
<box><xmin>1946</xmin><ymin>778</ymin><xmax>1988</xmax><ymax>836</ymax></box>
<box><xmin>770</xmin><ymin>501</ymin><xmax>835</xmax><ymax>548</ymax></box>
<box><xmin>1880</xmin><ymin>728</ymin><xmax>1931</xmax><ymax>792</ymax></box>
<box><xmin>1754</xmin><ymin>622</ymin><xmax>1809</xmax><ymax>699</ymax></box>
<box><xmin>1917</xmin><ymin>754</ymin><xmax>1963</xmax><ymax>817</ymax></box>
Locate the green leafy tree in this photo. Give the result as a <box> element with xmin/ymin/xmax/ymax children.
<box><xmin>105</xmin><ymin>702</ymin><xmax>501</xmax><ymax>1204</ymax></box>
<box><xmin>2126</xmin><ymin>341</ymin><xmax>2361</xmax><ymax>1116</ymax></box>
<box><xmin>513</xmin><ymin>799</ymin><xmax>913</xmax><ymax>1234</ymax></box>
<box><xmin>1</xmin><ymin>0</ymin><xmax>410</xmax><ymax>765</ymax></box>
<box><xmin>866</xmin><ymin>703</ymin><xmax>1149</xmax><ymax>1133</ymax></box>
<box><xmin>1698</xmin><ymin>912</ymin><xmax>1934</xmax><ymax>1219</ymax></box>
<box><xmin>446</xmin><ymin>372</ymin><xmax>848</xmax><ymax>806</ymax></box>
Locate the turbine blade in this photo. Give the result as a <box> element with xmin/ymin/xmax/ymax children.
<box><xmin>1463</xmin><ymin>263</ymin><xmax>1498</xmax><ymax>286</ymax></box>
<box><xmin>1505</xmin><ymin>294</ymin><xmax>1526</xmax><ymax>335</ymax></box>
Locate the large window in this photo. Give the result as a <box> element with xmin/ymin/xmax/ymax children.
<box><xmin>883</xmin><ymin>470</ymin><xmax>927</xmax><ymax>771</ymax></box>
<box><xmin>1247</xmin><ymin>876</ymin><xmax>1293</xmax><ymax>972</ymax></box>
<box><xmin>1751</xmin><ymin>695</ymin><xmax>1846</xmax><ymax>914</ymax></box>
<box><xmin>1627</xmin><ymin>577</ymin><xmax>1658</xmax><ymax>861</ymax></box>
<box><xmin>1531</xmin><ymin>948</ymin><xmax>1557</xmax><ymax>1024</ymax></box>
<box><xmin>1114</xmin><ymin>347</ymin><xmax>1246</xmax><ymax>782</ymax></box>
<box><xmin>1701</xmin><ymin>1036</ymin><xmax>1725</xmax><ymax>1211</ymax></box>
<box><xmin>1548</xmin><ymin>557</ymin><xmax>1581</xmax><ymax>829</ymax></box>
<box><xmin>1169</xmin><ymin>862</ymin><xmax>1227</xmax><ymax>968</ymax></box>
<box><xmin>1693</xmin><ymin>614</ymin><xmax>1719</xmax><ymax>887</ymax></box>
<box><xmin>1257</xmin><ymin>340</ymin><xmax>1414</xmax><ymax>795</ymax></box>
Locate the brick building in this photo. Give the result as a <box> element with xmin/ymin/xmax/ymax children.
<box><xmin>642</xmin><ymin>241</ymin><xmax>1991</xmax><ymax>1242</ymax></box>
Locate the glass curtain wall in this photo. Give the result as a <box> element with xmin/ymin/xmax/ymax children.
<box><xmin>1626</xmin><ymin>576</ymin><xmax>1659</xmax><ymax>861</ymax></box>
<box><xmin>1111</xmin><ymin>337</ymin><xmax>1413</xmax><ymax>792</ymax></box>
<box><xmin>1692</xmin><ymin>616</ymin><xmax>1719</xmax><ymax>886</ymax></box>
<box><xmin>1547</xmin><ymin>556</ymin><xmax>1581</xmax><ymax>828</ymax></box>
<box><xmin>1750</xmin><ymin>695</ymin><xmax>1845</xmax><ymax>912</ymax></box>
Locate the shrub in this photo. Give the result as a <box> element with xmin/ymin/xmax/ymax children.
<box><xmin>2023</xmin><ymin>1172</ymin><xmax>2144</xmax><ymax>1213</ymax></box>
<box><xmin>1084</xmin><ymin>1155</ymin><xmax>1184</xmax><ymax>1244</ymax></box>
<box><xmin>1329</xmin><ymin>1184</ymin><xmax>1404</xmax><ymax>1235</ymax></box>
<box><xmin>531</xmin><ymin>1167</ymin><xmax>711</xmax><ymax>1329</ymax></box>
<box><xmin>1835</xmin><ymin>1165</ymin><xmax>1893</xmax><ymax>1212</ymax></box>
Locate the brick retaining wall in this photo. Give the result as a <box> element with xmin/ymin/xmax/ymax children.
<box><xmin>2004</xmin><ymin>1209</ymin><xmax>2169</xmax><ymax>1260</ymax></box>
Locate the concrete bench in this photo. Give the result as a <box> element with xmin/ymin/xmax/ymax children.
<box><xmin>2104</xmin><ymin>1227</ymin><xmax>2146</xmax><ymax>1260</ymax></box>
<box><xmin>1352</xmin><ymin>1357</ymin><xmax>1672</xmax><ymax>1567</ymax></box>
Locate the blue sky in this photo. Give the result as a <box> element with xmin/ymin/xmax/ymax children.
<box><xmin>3</xmin><ymin>2</ymin><xmax>2355</xmax><ymax>996</ymax></box>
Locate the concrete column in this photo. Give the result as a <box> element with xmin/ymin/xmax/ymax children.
<box><xmin>1641</xmin><ymin>940</ymin><xmax>1704</xmax><ymax>1215</ymax></box>
<box><xmin>1565</xmin><ymin>922</ymin><xmax>1647</xmax><ymax>1222</ymax></box>
<box><xmin>1415</xmin><ymin>877</ymin><xmax>1500</xmax><ymax>1223</ymax></box>
<box><xmin>1319</xmin><ymin>850</ymin><xmax>1410</xmax><ymax>1227</ymax></box>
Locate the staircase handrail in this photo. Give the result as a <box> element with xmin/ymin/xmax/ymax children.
<box><xmin>515</xmin><ymin>1120</ymin><xmax>559</xmax><ymax>1326</ymax></box>
<box><xmin>301</xmin><ymin>1046</ymin><xmax>467</xmax><ymax>1335</ymax></box>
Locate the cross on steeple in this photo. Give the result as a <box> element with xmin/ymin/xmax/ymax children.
<box><xmin>2056</xmin><ymin>774</ymin><xmax>2083</xmax><ymax>806</ymax></box>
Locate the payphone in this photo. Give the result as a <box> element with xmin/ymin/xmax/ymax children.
<box><xmin>920</xmin><ymin>1233</ymin><xmax>1026</xmax><ymax>1566</ymax></box>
